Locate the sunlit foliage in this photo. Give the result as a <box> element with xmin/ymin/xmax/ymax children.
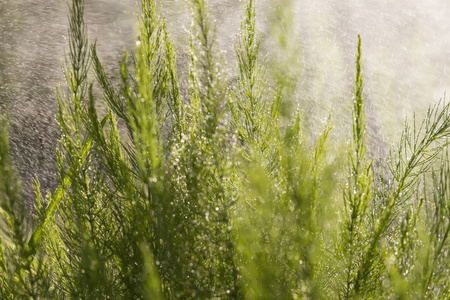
<box><xmin>1</xmin><ymin>0</ymin><xmax>450</xmax><ymax>299</ymax></box>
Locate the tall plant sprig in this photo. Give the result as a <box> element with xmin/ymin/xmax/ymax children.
<box><xmin>87</xmin><ymin>0</ymin><xmax>175</xmax><ymax>298</ymax></box>
<box><xmin>342</xmin><ymin>35</ymin><xmax>374</xmax><ymax>298</ymax></box>
<box><xmin>90</xmin><ymin>0</ymin><xmax>173</xmax><ymax>215</ymax></box>
<box><xmin>231</xmin><ymin>1</ymin><xmax>281</xmax><ymax>297</ymax></box>
<box><xmin>0</xmin><ymin>117</ymin><xmax>51</xmax><ymax>299</ymax></box>
<box><xmin>163</xmin><ymin>22</ymin><xmax>185</xmax><ymax>139</ymax></box>
<box><xmin>188</xmin><ymin>0</ymin><xmax>227</xmax><ymax>133</ymax></box>
<box><xmin>419</xmin><ymin>161</ymin><xmax>450</xmax><ymax>297</ymax></box>
<box><xmin>43</xmin><ymin>0</ymin><xmax>125</xmax><ymax>297</ymax></box>
<box><xmin>117</xmin><ymin>6</ymin><xmax>166</xmax><ymax>296</ymax></box>
<box><xmin>229</xmin><ymin>0</ymin><xmax>278</xmax><ymax>165</ymax></box>
<box><xmin>28</xmin><ymin>0</ymin><xmax>96</xmax><ymax>257</ymax></box>
<box><xmin>91</xmin><ymin>0</ymin><xmax>184</xmax><ymax>146</ymax></box>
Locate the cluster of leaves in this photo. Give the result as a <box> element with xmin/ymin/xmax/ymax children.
<box><xmin>2</xmin><ymin>0</ymin><xmax>450</xmax><ymax>298</ymax></box>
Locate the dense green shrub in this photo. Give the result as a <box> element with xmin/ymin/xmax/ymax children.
<box><xmin>2</xmin><ymin>0</ymin><xmax>450</xmax><ymax>298</ymax></box>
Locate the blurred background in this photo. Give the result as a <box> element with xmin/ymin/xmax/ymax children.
<box><xmin>1</xmin><ymin>0</ymin><xmax>450</xmax><ymax>203</ymax></box>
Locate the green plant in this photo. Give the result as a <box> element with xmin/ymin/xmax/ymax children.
<box><xmin>2</xmin><ymin>0</ymin><xmax>450</xmax><ymax>299</ymax></box>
